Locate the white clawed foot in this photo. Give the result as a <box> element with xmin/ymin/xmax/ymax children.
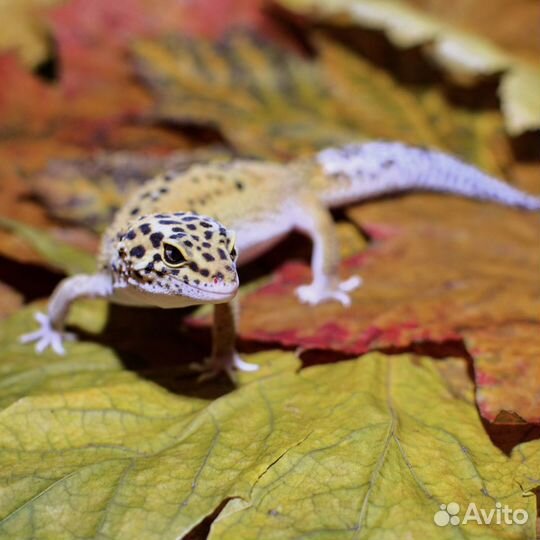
<box><xmin>190</xmin><ymin>352</ymin><xmax>259</xmax><ymax>382</ymax></box>
<box><xmin>19</xmin><ymin>312</ymin><xmax>76</xmax><ymax>355</ymax></box>
<box><xmin>295</xmin><ymin>275</ymin><xmax>362</xmax><ymax>307</ymax></box>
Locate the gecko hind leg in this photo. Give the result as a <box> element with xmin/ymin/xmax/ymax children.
<box><xmin>20</xmin><ymin>312</ymin><xmax>76</xmax><ymax>355</ymax></box>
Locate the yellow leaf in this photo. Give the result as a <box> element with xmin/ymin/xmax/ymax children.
<box><xmin>278</xmin><ymin>0</ymin><xmax>540</xmax><ymax>136</ymax></box>
<box><xmin>0</xmin><ymin>307</ymin><xmax>538</xmax><ymax>539</ymax></box>
<box><xmin>0</xmin><ymin>0</ymin><xmax>65</xmax><ymax>66</ymax></box>
<box><xmin>133</xmin><ymin>32</ymin><xmax>508</xmax><ymax>168</ymax></box>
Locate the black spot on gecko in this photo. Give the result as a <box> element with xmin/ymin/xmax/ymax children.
<box><xmin>150</xmin><ymin>232</ymin><xmax>164</xmax><ymax>248</ymax></box>
<box><xmin>170</xmin><ymin>233</ymin><xmax>185</xmax><ymax>239</ymax></box>
<box><xmin>217</xmin><ymin>248</ymin><xmax>227</xmax><ymax>260</ymax></box>
<box><xmin>200</xmin><ymin>221</ymin><xmax>212</xmax><ymax>229</ymax></box>
<box><xmin>126</xmin><ymin>230</ymin><xmax>137</xmax><ymax>240</ymax></box>
<box><xmin>144</xmin><ymin>262</ymin><xmax>154</xmax><ymax>272</ymax></box>
<box><xmin>153</xmin><ymin>253</ymin><xmax>162</xmax><ymax>261</ymax></box>
<box><xmin>204</xmin><ymin>231</ymin><xmax>213</xmax><ymax>240</ymax></box>
<box><xmin>172</xmin><ymin>227</ymin><xmax>184</xmax><ymax>233</ymax></box>
<box><xmin>184</xmin><ymin>240</ymin><xmax>193</xmax><ymax>247</ymax></box>
<box><xmin>202</xmin><ymin>241</ymin><xmax>211</xmax><ymax>248</ymax></box>
<box><xmin>186</xmin><ymin>224</ymin><xmax>197</xmax><ymax>230</ymax></box>
<box><xmin>189</xmin><ymin>262</ymin><xmax>199</xmax><ymax>272</ymax></box>
<box><xmin>159</xmin><ymin>187</ymin><xmax>169</xmax><ymax>194</ymax></box>
<box><xmin>194</xmin><ymin>279</ymin><xmax>200</xmax><ymax>285</ymax></box>
<box><xmin>139</xmin><ymin>223</ymin><xmax>151</xmax><ymax>235</ymax></box>
<box><xmin>192</xmin><ymin>235</ymin><xmax>199</xmax><ymax>241</ymax></box>
<box><xmin>130</xmin><ymin>245</ymin><xmax>145</xmax><ymax>258</ymax></box>
<box><xmin>130</xmin><ymin>207</ymin><xmax>140</xmax><ymax>216</ymax></box>
<box><xmin>159</xmin><ymin>220</ymin><xmax>182</xmax><ymax>225</ymax></box>
<box><xmin>202</xmin><ymin>253</ymin><xmax>215</xmax><ymax>262</ymax></box>
<box><xmin>164</xmin><ymin>173</ymin><xmax>174</xmax><ymax>182</ymax></box>
<box><xmin>235</xmin><ymin>180</ymin><xmax>244</xmax><ymax>191</ymax></box>
<box><xmin>200</xmin><ymin>268</ymin><xmax>210</xmax><ymax>277</ymax></box>
<box><xmin>182</xmin><ymin>215</ymin><xmax>199</xmax><ymax>222</ymax></box>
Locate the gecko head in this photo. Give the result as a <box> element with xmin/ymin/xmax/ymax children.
<box><xmin>115</xmin><ymin>212</ymin><xmax>239</xmax><ymax>306</ymax></box>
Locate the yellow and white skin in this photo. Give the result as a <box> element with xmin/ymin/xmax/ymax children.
<box><xmin>21</xmin><ymin>141</ymin><xmax>540</xmax><ymax>376</ymax></box>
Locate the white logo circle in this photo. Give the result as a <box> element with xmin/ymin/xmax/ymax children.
<box><xmin>434</xmin><ymin>502</ymin><xmax>460</xmax><ymax>527</ymax></box>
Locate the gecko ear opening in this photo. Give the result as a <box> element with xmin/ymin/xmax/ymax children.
<box><xmin>163</xmin><ymin>243</ymin><xmax>188</xmax><ymax>267</ymax></box>
<box><xmin>228</xmin><ymin>232</ymin><xmax>238</xmax><ymax>261</ymax></box>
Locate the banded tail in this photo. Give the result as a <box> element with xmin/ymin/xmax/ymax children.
<box><xmin>316</xmin><ymin>141</ymin><xmax>540</xmax><ymax>211</ymax></box>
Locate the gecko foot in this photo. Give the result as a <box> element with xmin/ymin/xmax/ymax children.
<box><xmin>19</xmin><ymin>312</ymin><xmax>76</xmax><ymax>355</ymax></box>
<box><xmin>190</xmin><ymin>352</ymin><xmax>259</xmax><ymax>382</ymax></box>
<box><xmin>295</xmin><ymin>275</ymin><xmax>362</xmax><ymax>307</ymax></box>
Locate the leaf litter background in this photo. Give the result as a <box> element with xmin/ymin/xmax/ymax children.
<box><xmin>0</xmin><ymin>0</ymin><xmax>540</xmax><ymax>538</ymax></box>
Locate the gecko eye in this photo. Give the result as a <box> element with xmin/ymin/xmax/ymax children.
<box><xmin>163</xmin><ymin>243</ymin><xmax>187</xmax><ymax>267</ymax></box>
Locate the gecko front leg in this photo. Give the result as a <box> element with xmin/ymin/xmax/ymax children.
<box><xmin>20</xmin><ymin>272</ymin><xmax>114</xmax><ymax>354</ymax></box>
<box><xmin>292</xmin><ymin>193</ymin><xmax>362</xmax><ymax>306</ymax></box>
<box><xmin>192</xmin><ymin>299</ymin><xmax>259</xmax><ymax>380</ymax></box>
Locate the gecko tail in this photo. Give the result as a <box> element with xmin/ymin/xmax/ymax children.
<box><xmin>316</xmin><ymin>141</ymin><xmax>540</xmax><ymax>211</ymax></box>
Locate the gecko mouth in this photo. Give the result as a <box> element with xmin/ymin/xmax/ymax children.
<box><xmin>186</xmin><ymin>282</ymin><xmax>238</xmax><ymax>297</ymax></box>
<box><xmin>172</xmin><ymin>279</ymin><xmax>239</xmax><ymax>302</ymax></box>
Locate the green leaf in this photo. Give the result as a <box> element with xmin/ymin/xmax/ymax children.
<box><xmin>1</xmin><ymin>307</ymin><xmax>538</xmax><ymax>539</ymax></box>
<box><xmin>0</xmin><ymin>217</ymin><xmax>95</xmax><ymax>275</ymax></box>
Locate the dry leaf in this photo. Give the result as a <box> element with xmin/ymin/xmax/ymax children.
<box><xmin>464</xmin><ymin>323</ymin><xmax>540</xmax><ymax>423</ymax></box>
<box><xmin>278</xmin><ymin>0</ymin><xmax>540</xmax><ymax>135</ymax></box>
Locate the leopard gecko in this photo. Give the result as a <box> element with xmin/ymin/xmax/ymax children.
<box><xmin>21</xmin><ymin>141</ymin><xmax>540</xmax><ymax>377</ymax></box>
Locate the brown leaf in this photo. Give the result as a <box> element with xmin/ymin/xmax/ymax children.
<box><xmin>0</xmin><ymin>282</ymin><xmax>23</xmax><ymax>320</ymax></box>
<box><xmin>407</xmin><ymin>0</ymin><xmax>540</xmax><ymax>64</ymax></box>
<box><xmin>214</xmin><ymin>196</ymin><xmax>540</xmax><ymax>369</ymax></box>
<box><xmin>464</xmin><ymin>322</ymin><xmax>540</xmax><ymax>423</ymax></box>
